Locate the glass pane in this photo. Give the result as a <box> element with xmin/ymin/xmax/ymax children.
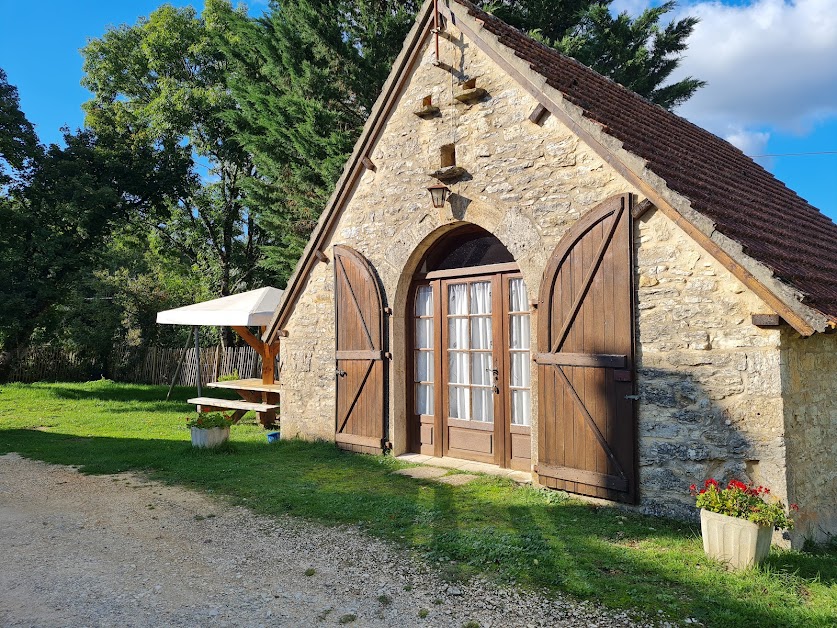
<box><xmin>415</xmin><ymin>285</ymin><xmax>433</xmax><ymax>316</ymax></box>
<box><xmin>449</xmin><ymin>385</ymin><xmax>470</xmax><ymax>420</ymax></box>
<box><xmin>416</xmin><ymin>318</ymin><xmax>433</xmax><ymax>349</ymax></box>
<box><xmin>448</xmin><ymin>318</ymin><xmax>469</xmax><ymax>349</ymax></box>
<box><xmin>510</xmin><ymin>352</ymin><xmax>530</xmax><ymax>387</ymax></box>
<box><xmin>509</xmin><ymin>314</ymin><xmax>530</xmax><ymax>350</ymax></box>
<box><xmin>448</xmin><ymin>283</ymin><xmax>468</xmax><ymax>316</ymax></box>
<box><xmin>511</xmin><ymin>389</ymin><xmax>531</xmax><ymax>426</ymax></box>
<box><xmin>471</xmin><ymin>352</ymin><xmax>493</xmax><ymax>386</ymax></box>
<box><xmin>470</xmin><ymin>316</ymin><xmax>492</xmax><ymax>350</ymax></box>
<box><xmin>469</xmin><ymin>281</ymin><xmax>492</xmax><ymax>314</ymax></box>
<box><xmin>416</xmin><ymin>350</ymin><xmax>433</xmax><ymax>383</ymax></box>
<box><xmin>448</xmin><ymin>351</ymin><xmax>469</xmax><ymax>384</ymax></box>
<box><xmin>509</xmin><ymin>278</ymin><xmax>529</xmax><ymax>312</ymax></box>
<box><xmin>415</xmin><ymin>383</ymin><xmax>434</xmax><ymax>415</ymax></box>
<box><xmin>472</xmin><ymin>387</ymin><xmax>494</xmax><ymax>422</ymax></box>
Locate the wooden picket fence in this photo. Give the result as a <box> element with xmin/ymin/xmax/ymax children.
<box><xmin>4</xmin><ymin>346</ymin><xmax>104</xmax><ymax>384</ymax></box>
<box><xmin>5</xmin><ymin>344</ymin><xmax>262</xmax><ymax>386</ymax></box>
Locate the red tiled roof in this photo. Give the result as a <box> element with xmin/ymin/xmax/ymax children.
<box><xmin>454</xmin><ymin>0</ymin><xmax>837</xmax><ymax>322</ymax></box>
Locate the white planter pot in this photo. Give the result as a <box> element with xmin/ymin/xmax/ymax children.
<box><xmin>191</xmin><ymin>426</ymin><xmax>230</xmax><ymax>449</ymax></box>
<box><xmin>700</xmin><ymin>509</ymin><xmax>772</xmax><ymax>569</ymax></box>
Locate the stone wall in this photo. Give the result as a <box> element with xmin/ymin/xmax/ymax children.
<box><xmin>279</xmin><ymin>24</ymin><xmax>633</xmax><ymax>446</ymax></box>
<box><xmin>634</xmin><ymin>208</ymin><xmax>787</xmax><ymax>521</ymax></box>
<box><xmin>277</xmin><ymin>21</ymin><xmax>809</xmax><ymax>531</ymax></box>
<box><xmin>781</xmin><ymin>330</ymin><xmax>837</xmax><ymax>545</ymax></box>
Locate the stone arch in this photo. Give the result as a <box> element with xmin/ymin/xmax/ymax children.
<box><xmin>389</xmin><ymin>219</ymin><xmax>531</xmax><ymax>458</ymax></box>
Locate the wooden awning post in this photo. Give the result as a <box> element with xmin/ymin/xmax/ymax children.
<box><xmin>232</xmin><ymin>325</ymin><xmax>278</xmax><ymax>385</ymax></box>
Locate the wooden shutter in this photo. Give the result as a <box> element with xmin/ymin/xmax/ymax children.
<box><xmin>535</xmin><ymin>195</ymin><xmax>636</xmax><ymax>503</ymax></box>
<box><xmin>334</xmin><ymin>245</ymin><xmax>386</xmax><ymax>454</ymax></box>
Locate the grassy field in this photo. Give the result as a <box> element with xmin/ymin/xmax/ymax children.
<box><xmin>0</xmin><ymin>380</ymin><xmax>835</xmax><ymax>627</ymax></box>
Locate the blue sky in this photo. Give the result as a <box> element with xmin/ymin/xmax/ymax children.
<box><xmin>1</xmin><ymin>0</ymin><xmax>835</xmax><ymax>219</ymax></box>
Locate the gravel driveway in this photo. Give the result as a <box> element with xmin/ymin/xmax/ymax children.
<box><xmin>0</xmin><ymin>453</ymin><xmax>660</xmax><ymax>627</ymax></box>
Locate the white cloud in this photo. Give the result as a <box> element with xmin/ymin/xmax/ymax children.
<box><xmin>670</xmin><ymin>0</ymin><xmax>837</xmax><ymax>136</ymax></box>
<box><xmin>722</xmin><ymin>126</ymin><xmax>774</xmax><ymax>166</ymax></box>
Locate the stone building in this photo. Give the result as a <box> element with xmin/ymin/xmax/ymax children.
<box><xmin>261</xmin><ymin>0</ymin><xmax>837</xmax><ymax>546</ymax></box>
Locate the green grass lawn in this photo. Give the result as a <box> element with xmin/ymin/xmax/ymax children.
<box><xmin>0</xmin><ymin>380</ymin><xmax>835</xmax><ymax>627</ymax></box>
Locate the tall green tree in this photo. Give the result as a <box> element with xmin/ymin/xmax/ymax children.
<box><xmin>81</xmin><ymin>1</ymin><xmax>271</xmax><ymax>344</ymax></box>
<box><xmin>0</xmin><ymin>129</ymin><xmax>183</xmax><ymax>374</ymax></box>
<box><xmin>215</xmin><ymin>0</ymin><xmax>421</xmax><ymax>281</ymax></box>
<box><xmin>0</xmin><ymin>67</ymin><xmax>40</xmax><ymax>188</ymax></box>
<box><xmin>220</xmin><ymin>0</ymin><xmax>702</xmax><ymax>284</ymax></box>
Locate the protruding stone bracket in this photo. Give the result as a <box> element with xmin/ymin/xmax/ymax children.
<box><xmin>414</xmin><ymin>95</ymin><xmax>440</xmax><ymax>118</ymax></box>
<box><xmin>631</xmin><ymin>199</ymin><xmax>655</xmax><ymax>219</ymax></box>
<box><xmin>455</xmin><ymin>77</ymin><xmax>487</xmax><ymax>104</ymax></box>
<box><xmin>528</xmin><ymin>103</ymin><xmax>549</xmax><ymax>125</ymax></box>
<box><xmin>430</xmin><ymin>165</ymin><xmax>468</xmax><ymax>182</ymax></box>
<box><xmin>751</xmin><ymin>313</ymin><xmax>782</xmax><ymax>327</ymax></box>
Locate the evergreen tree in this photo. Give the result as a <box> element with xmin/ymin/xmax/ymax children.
<box><xmin>220</xmin><ymin>0</ymin><xmax>703</xmax><ymax>285</ymax></box>
<box><xmin>552</xmin><ymin>1</ymin><xmax>704</xmax><ymax>109</ymax></box>
<box><xmin>215</xmin><ymin>0</ymin><xmax>421</xmax><ymax>282</ymax></box>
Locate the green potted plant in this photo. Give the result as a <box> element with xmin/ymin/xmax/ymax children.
<box><xmin>186</xmin><ymin>412</ymin><xmax>234</xmax><ymax>448</ymax></box>
<box><xmin>690</xmin><ymin>479</ymin><xmax>798</xmax><ymax>569</ymax></box>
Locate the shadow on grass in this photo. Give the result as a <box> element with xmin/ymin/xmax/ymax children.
<box><xmin>0</xmin><ymin>428</ymin><xmax>834</xmax><ymax>628</ymax></box>
<box><xmin>7</xmin><ymin>381</ymin><xmax>242</xmax><ymax>414</ymax></box>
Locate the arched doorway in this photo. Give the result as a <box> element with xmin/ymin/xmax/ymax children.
<box><xmin>407</xmin><ymin>225</ymin><xmax>532</xmax><ymax>470</ymax></box>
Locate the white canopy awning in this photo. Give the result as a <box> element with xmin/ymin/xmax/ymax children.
<box><xmin>156</xmin><ymin>287</ymin><xmax>284</xmax><ymax>327</ymax></box>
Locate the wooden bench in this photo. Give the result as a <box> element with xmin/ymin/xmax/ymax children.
<box><xmin>206</xmin><ymin>379</ymin><xmax>281</xmax><ymax>393</ymax></box>
<box><xmin>187</xmin><ymin>396</ymin><xmax>279</xmax><ymax>425</ymax></box>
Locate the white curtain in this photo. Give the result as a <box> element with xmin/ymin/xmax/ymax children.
<box><xmin>416</xmin><ymin>351</ymin><xmax>433</xmax><ymax>382</ymax></box>
<box><xmin>448</xmin><ymin>283</ymin><xmax>468</xmax><ymax>315</ymax></box>
<box><xmin>415</xmin><ymin>383</ymin><xmax>434</xmax><ymax>415</ymax></box>
<box><xmin>510</xmin><ymin>352</ymin><xmax>529</xmax><ymax>387</ymax></box>
<box><xmin>448</xmin><ymin>351</ymin><xmax>469</xmax><ymax>384</ymax></box>
<box><xmin>470</xmin><ymin>281</ymin><xmax>492</xmax><ymax>314</ymax></box>
<box><xmin>509</xmin><ymin>277</ymin><xmax>528</xmax><ymax>312</ymax></box>
<box><xmin>448</xmin><ymin>318</ymin><xmax>469</xmax><ymax>349</ymax></box>
<box><xmin>472</xmin><ymin>388</ymin><xmax>493</xmax><ymax>422</ymax></box>
<box><xmin>509</xmin><ymin>278</ymin><xmax>531</xmax><ymax>426</ymax></box>
<box><xmin>511</xmin><ymin>390</ymin><xmax>531</xmax><ymax>426</ymax></box>
<box><xmin>416</xmin><ymin>319</ymin><xmax>433</xmax><ymax>349</ymax></box>
<box><xmin>471</xmin><ymin>353</ymin><xmax>492</xmax><ymax>386</ymax></box>
<box><xmin>414</xmin><ymin>286</ymin><xmax>434</xmax><ymax>416</ymax></box>
<box><xmin>415</xmin><ymin>285</ymin><xmax>433</xmax><ymax>316</ymax></box>
<box><xmin>449</xmin><ymin>385</ymin><xmax>470</xmax><ymax>420</ymax></box>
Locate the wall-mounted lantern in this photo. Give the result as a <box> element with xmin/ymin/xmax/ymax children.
<box><xmin>428</xmin><ymin>183</ymin><xmax>450</xmax><ymax>208</ymax></box>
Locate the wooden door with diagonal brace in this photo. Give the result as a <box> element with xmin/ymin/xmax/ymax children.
<box><xmin>535</xmin><ymin>195</ymin><xmax>636</xmax><ymax>503</ymax></box>
<box><xmin>334</xmin><ymin>245</ymin><xmax>386</xmax><ymax>454</ymax></box>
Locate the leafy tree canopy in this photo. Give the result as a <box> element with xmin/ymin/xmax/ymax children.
<box><xmin>82</xmin><ymin>1</ymin><xmax>271</xmax><ymax>316</ymax></box>
<box><xmin>0</xmin><ymin>67</ymin><xmax>41</xmax><ymax>187</ymax></box>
